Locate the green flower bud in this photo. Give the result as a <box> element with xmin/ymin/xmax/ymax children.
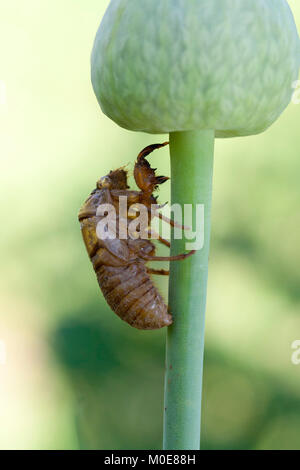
<box><xmin>91</xmin><ymin>0</ymin><xmax>300</xmax><ymax>137</ymax></box>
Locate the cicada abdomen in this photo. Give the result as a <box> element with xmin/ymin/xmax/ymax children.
<box><xmin>78</xmin><ymin>143</ymin><xmax>195</xmax><ymax>330</ymax></box>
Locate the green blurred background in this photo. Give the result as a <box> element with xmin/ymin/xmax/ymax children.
<box><xmin>1</xmin><ymin>0</ymin><xmax>300</xmax><ymax>450</ymax></box>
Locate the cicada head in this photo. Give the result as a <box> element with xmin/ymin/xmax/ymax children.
<box><xmin>97</xmin><ymin>169</ymin><xmax>129</xmax><ymax>190</ymax></box>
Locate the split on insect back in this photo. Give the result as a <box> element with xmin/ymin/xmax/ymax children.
<box><xmin>78</xmin><ymin>143</ymin><xmax>196</xmax><ymax>330</ymax></box>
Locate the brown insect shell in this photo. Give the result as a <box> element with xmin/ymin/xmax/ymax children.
<box><xmin>78</xmin><ymin>164</ymin><xmax>173</xmax><ymax>330</ymax></box>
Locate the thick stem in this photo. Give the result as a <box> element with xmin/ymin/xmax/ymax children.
<box><xmin>163</xmin><ymin>129</ymin><xmax>215</xmax><ymax>450</ymax></box>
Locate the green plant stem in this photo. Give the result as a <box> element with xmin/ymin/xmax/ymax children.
<box><xmin>163</xmin><ymin>129</ymin><xmax>215</xmax><ymax>450</ymax></box>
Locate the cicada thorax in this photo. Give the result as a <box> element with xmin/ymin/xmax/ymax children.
<box><xmin>78</xmin><ymin>168</ymin><xmax>172</xmax><ymax>330</ymax></box>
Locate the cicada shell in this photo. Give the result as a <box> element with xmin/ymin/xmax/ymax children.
<box><xmin>78</xmin><ymin>143</ymin><xmax>194</xmax><ymax>330</ymax></box>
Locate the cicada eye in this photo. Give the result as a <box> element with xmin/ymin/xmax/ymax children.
<box><xmin>97</xmin><ymin>176</ymin><xmax>111</xmax><ymax>189</ymax></box>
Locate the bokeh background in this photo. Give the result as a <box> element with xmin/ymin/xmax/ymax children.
<box><xmin>1</xmin><ymin>0</ymin><xmax>300</xmax><ymax>450</ymax></box>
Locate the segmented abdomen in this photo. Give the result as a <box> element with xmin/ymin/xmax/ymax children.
<box><xmin>97</xmin><ymin>262</ymin><xmax>172</xmax><ymax>330</ymax></box>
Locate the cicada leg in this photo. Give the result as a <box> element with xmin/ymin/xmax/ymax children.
<box><xmin>142</xmin><ymin>216</ymin><xmax>194</xmax><ymax>260</ymax></box>
<box><xmin>143</xmin><ymin>228</ymin><xmax>170</xmax><ymax>248</ymax></box>
<box><xmin>147</xmin><ymin>268</ymin><xmax>170</xmax><ymax>276</ymax></box>
<box><xmin>140</xmin><ymin>250</ymin><xmax>196</xmax><ymax>262</ymax></box>
<box><xmin>150</xmin><ymin>209</ymin><xmax>191</xmax><ymax>231</ymax></box>
<box><xmin>137</xmin><ymin>142</ymin><xmax>169</xmax><ymax>161</ymax></box>
<box><xmin>155</xmin><ymin>235</ymin><xmax>171</xmax><ymax>248</ymax></box>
